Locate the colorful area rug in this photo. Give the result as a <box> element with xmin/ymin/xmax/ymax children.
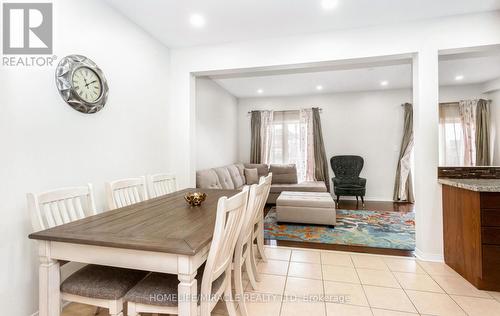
<box><xmin>264</xmin><ymin>208</ymin><xmax>415</xmax><ymax>250</ymax></box>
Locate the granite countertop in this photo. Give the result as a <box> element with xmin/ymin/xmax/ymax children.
<box><xmin>438</xmin><ymin>178</ymin><xmax>500</xmax><ymax>192</ymax></box>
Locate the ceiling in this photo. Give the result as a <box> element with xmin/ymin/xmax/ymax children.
<box><xmin>104</xmin><ymin>0</ymin><xmax>500</xmax><ymax>48</ymax></box>
<box><xmin>439</xmin><ymin>54</ymin><xmax>500</xmax><ymax>87</ymax></box>
<box><xmin>209</xmin><ymin>54</ymin><xmax>500</xmax><ymax>98</ymax></box>
<box><xmin>212</xmin><ymin>63</ymin><xmax>413</xmax><ymax>98</ymax></box>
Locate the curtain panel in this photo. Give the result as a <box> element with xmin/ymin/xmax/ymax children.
<box><xmin>393</xmin><ymin>103</ymin><xmax>415</xmax><ymax>203</ymax></box>
<box><xmin>312</xmin><ymin>108</ymin><xmax>330</xmax><ymax>192</ymax></box>
<box><xmin>250</xmin><ymin>111</ymin><xmax>262</xmax><ymax>163</ymax></box>
<box><xmin>458</xmin><ymin>100</ymin><xmax>478</xmax><ymax>166</ymax></box>
<box><xmin>260</xmin><ymin>110</ymin><xmax>274</xmax><ymax>165</ymax></box>
<box><xmin>300</xmin><ymin>109</ymin><xmax>316</xmax><ymax>181</ymax></box>
<box><xmin>476</xmin><ymin>99</ymin><xmax>491</xmax><ymax>166</ymax></box>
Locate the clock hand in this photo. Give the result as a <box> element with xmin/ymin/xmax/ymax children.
<box><xmin>85</xmin><ymin>80</ymin><xmax>97</xmax><ymax>88</ymax></box>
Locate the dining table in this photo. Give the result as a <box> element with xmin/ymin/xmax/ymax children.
<box><xmin>29</xmin><ymin>188</ymin><xmax>239</xmax><ymax>316</ymax></box>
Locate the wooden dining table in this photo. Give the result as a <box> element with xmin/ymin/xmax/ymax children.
<box><xmin>29</xmin><ymin>188</ymin><xmax>239</xmax><ymax>316</ymax></box>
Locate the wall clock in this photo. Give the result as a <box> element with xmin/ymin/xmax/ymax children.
<box><xmin>55</xmin><ymin>55</ymin><xmax>109</xmax><ymax>114</ymax></box>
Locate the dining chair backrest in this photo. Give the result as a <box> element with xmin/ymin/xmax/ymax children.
<box><xmin>201</xmin><ymin>187</ymin><xmax>248</xmax><ymax>297</ymax></box>
<box><xmin>27</xmin><ymin>184</ymin><xmax>97</xmax><ymax>232</ymax></box>
<box><xmin>147</xmin><ymin>173</ymin><xmax>177</xmax><ymax>198</ymax></box>
<box><xmin>261</xmin><ymin>173</ymin><xmax>272</xmax><ymax>203</ymax></box>
<box><xmin>254</xmin><ymin>173</ymin><xmax>272</xmax><ymax>225</ymax></box>
<box><xmin>240</xmin><ymin>180</ymin><xmax>268</xmax><ymax>244</ymax></box>
<box><xmin>105</xmin><ymin>177</ymin><xmax>147</xmax><ymax>210</ymax></box>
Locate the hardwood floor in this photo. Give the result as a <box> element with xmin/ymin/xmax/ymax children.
<box><xmin>264</xmin><ymin>239</ymin><xmax>415</xmax><ymax>257</ymax></box>
<box><xmin>264</xmin><ymin>200</ymin><xmax>415</xmax><ymax>257</ymax></box>
<box><xmin>336</xmin><ymin>199</ymin><xmax>414</xmax><ymax>212</ymax></box>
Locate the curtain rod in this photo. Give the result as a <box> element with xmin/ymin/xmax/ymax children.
<box><xmin>247</xmin><ymin>108</ymin><xmax>322</xmax><ymax>114</ymax></box>
<box><xmin>439</xmin><ymin>99</ymin><xmax>492</xmax><ymax>106</ymax></box>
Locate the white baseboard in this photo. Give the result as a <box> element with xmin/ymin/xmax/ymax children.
<box><xmin>335</xmin><ymin>195</ymin><xmax>394</xmax><ymax>202</ymax></box>
<box><xmin>30</xmin><ymin>301</ymin><xmax>70</xmax><ymax>316</ymax></box>
<box><xmin>415</xmin><ymin>248</ymin><xmax>444</xmax><ymax>262</ymax></box>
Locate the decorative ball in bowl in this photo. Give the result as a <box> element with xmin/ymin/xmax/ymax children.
<box><xmin>184</xmin><ymin>192</ymin><xmax>207</xmax><ymax>206</ymax></box>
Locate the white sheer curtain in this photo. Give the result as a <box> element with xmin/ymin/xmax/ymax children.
<box><xmin>260</xmin><ymin>110</ymin><xmax>274</xmax><ymax>165</ymax></box>
<box><xmin>300</xmin><ymin>109</ymin><xmax>315</xmax><ymax>181</ymax></box>
<box><xmin>439</xmin><ymin>103</ymin><xmax>465</xmax><ymax>166</ymax></box>
<box><xmin>262</xmin><ymin>109</ymin><xmax>314</xmax><ymax>182</ymax></box>
<box><xmin>458</xmin><ymin>99</ymin><xmax>478</xmax><ymax>166</ymax></box>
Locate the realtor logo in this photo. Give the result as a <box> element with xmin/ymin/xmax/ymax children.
<box><xmin>2</xmin><ymin>3</ymin><xmax>53</xmax><ymax>54</ymax></box>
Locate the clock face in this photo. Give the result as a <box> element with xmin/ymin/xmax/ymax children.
<box><xmin>72</xmin><ymin>67</ymin><xmax>102</xmax><ymax>103</ymax></box>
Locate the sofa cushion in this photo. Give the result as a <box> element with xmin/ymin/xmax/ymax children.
<box><xmin>226</xmin><ymin>164</ymin><xmax>245</xmax><ymax>189</ymax></box>
<box><xmin>245</xmin><ymin>168</ymin><xmax>259</xmax><ymax>185</ymax></box>
<box><xmin>270</xmin><ymin>181</ymin><xmax>327</xmax><ymax>193</ymax></box>
<box><xmin>270</xmin><ymin>164</ymin><xmax>298</xmax><ymax>184</ymax></box>
<box><xmin>213</xmin><ymin>167</ymin><xmax>235</xmax><ymax>189</ymax></box>
<box><xmin>196</xmin><ymin>169</ymin><xmax>222</xmax><ymax>189</ymax></box>
<box><xmin>234</xmin><ymin>163</ymin><xmax>245</xmax><ymax>179</ymax></box>
<box><xmin>244</xmin><ymin>163</ymin><xmax>269</xmax><ymax>177</ymax></box>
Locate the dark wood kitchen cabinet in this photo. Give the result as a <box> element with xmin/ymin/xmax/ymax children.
<box><xmin>442</xmin><ymin>183</ymin><xmax>500</xmax><ymax>291</ymax></box>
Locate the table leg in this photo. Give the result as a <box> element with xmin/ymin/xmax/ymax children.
<box><xmin>178</xmin><ymin>271</ymin><xmax>197</xmax><ymax>316</ymax></box>
<box><xmin>39</xmin><ymin>256</ymin><xmax>60</xmax><ymax>316</ymax></box>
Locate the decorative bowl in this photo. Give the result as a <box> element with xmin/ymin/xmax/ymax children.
<box><xmin>184</xmin><ymin>192</ymin><xmax>207</xmax><ymax>206</ymax></box>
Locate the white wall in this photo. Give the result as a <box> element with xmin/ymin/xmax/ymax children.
<box><xmin>488</xmin><ymin>89</ymin><xmax>500</xmax><ymax>165</ymax></box>
<box><xmin>439</xmin><ymin>84</ymin><xmax>488</xmax><ymax>102</ymax></box>
<box><xmin>0</xmin><ymin>0</ymin><xmax>171</xmax><ymax>314</ymax></box>
<box><xmin>170</xmin><ymin>11</ymin><xmax>500</xmax><ymax>261</ymax></box>
<box><xmin>237</xmin><ymin>89</ymin><xmax>411</xmax><ymax>201</ymax></box>
<box><xmin>196</xmin><ymin>78</ymin><xmax>238</xmax><ymax>170</ymax></box>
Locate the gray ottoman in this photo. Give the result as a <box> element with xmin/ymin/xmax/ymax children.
<box><xmin>276</xmin><ymin>191</ymin><xmax>336</xmax><ymax>226</ymax></box>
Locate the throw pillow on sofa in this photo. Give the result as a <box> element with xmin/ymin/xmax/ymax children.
<box><xmin>270</xmin><ymin>164</ymin><xmax>298</xmax><ymax>184</ymax></box>
<box><xmin>244</xmin><ymin>168</ymin><xmax>259</xmax><ymax>184</ymax></box>
<box><xmin>244</xmin><ymin>163</ymin><xmax>269</xmax><ymax>177</ymax></box>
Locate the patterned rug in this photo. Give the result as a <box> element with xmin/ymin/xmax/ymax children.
<box><xmin>264</xmin><ymin>208</ymin><xmax>415</xmax><ymax>250</ymax></box>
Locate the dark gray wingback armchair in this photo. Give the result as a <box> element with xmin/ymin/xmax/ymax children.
<box><xmin>330</xmin><ymin>155</ymin><xmax>366</xmax><ymax>206</ymax></box>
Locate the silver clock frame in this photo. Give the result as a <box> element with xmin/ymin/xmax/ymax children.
<box><xmin>55</xmin><ymin>55</ymin><xmax>109</xmax><ymax>114</ymax></box>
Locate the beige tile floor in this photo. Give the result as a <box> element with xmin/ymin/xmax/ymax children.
<box><xmin>63</xmin><ymin>245</ymin><xmax>500</xmax><ymax>316</ymax></box>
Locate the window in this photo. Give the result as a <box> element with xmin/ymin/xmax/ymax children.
<box><xmin>438</xmin><ymin>103</ymin><xmax>471</xmax><ymax>166</ymax></box>
<box><xmin>268</xmin><ymin>111</ymin><xmax>309</xmax><ymax>181</ymax></box>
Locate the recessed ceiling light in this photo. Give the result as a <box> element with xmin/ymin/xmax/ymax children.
<box><xmin>455</xmin><ymin>75</ymin><xmax>464</xmax><ymax>81</ymax></box>
<box><xmin>189</xmin><ymin>13</ymin><xmax>206</xmax><ymax>28</ymax></box>
<box><xmin>316</xmin><ymin>85</ymin><xmax>323</xmax><ymax>91</ymax></box>
<box><xmin>380</xmin><ymin>80</ymin><xmax>389</xmax><ymax>86</ymax></box>
<box><xmin>321</xmin><ymin>0</ymin><xmax>339</xmax><ymax>10</ymax></box>
<box><xmin>257</xmin><ymin>89</ymin><xmax>264</xmax><ymax>94</ymax></box>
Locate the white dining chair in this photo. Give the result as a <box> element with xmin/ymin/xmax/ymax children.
<box><xmin>125</xmin><ymin>187</ymin><xmax>249</xmax><ymax>316</ymax></box>
<box><xmin>252</xmin><ymin>173</ymin><xmax>272</xmax><ymax>273</ymax></box>
<box><xmin>27</xmin><ymin>184</ymin><xmax>148</xmax><ymax>316</ymax></box>
<box><xmin>147</xmin><ymin>173</ymin><xmax>177</xmax><ymax>198</ymax></box>
<box><xmin>106</xmin><ymin>176</ymin><xmax>148</xmax><ymax>210</ymax></box>
<box><xmin>233</xmin><ymin>179</ymin><xmax>268</xmax><ymax>316</ymax></box>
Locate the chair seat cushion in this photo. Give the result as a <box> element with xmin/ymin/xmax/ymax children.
<box><xmin>60</xmin><ymin>265</ymin><xmax>148</xmax><ymax>300</ymax></box>
<box><xmin>336</xmin><ymin>185</ymin><xmax>364</xmax><ymax>189</ymax></box>
<box><xmin>125</xmin><ymin>265</ymin><xmax>225</xmax><ymax>307</ymax></box>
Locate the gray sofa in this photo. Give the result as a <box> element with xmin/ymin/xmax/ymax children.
<box><xmin>196</xmin><ymin>163</ymin><xmax>327</xmax><ymax>204</ymax></box>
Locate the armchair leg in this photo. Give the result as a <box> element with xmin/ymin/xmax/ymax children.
<box><xmin>355</xmin><ymin>196</ymin><xmax>359</xmax><ymax>203</ymax></box>
<box><xmin>361</xmin><ymin>196</ymin><xmax>365</xmax><ymax>208</ymax></box>
<box><xmin>336</xmin><ymin>195</ymin><xmax>340</xmax><ymax>207</ymax></box>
